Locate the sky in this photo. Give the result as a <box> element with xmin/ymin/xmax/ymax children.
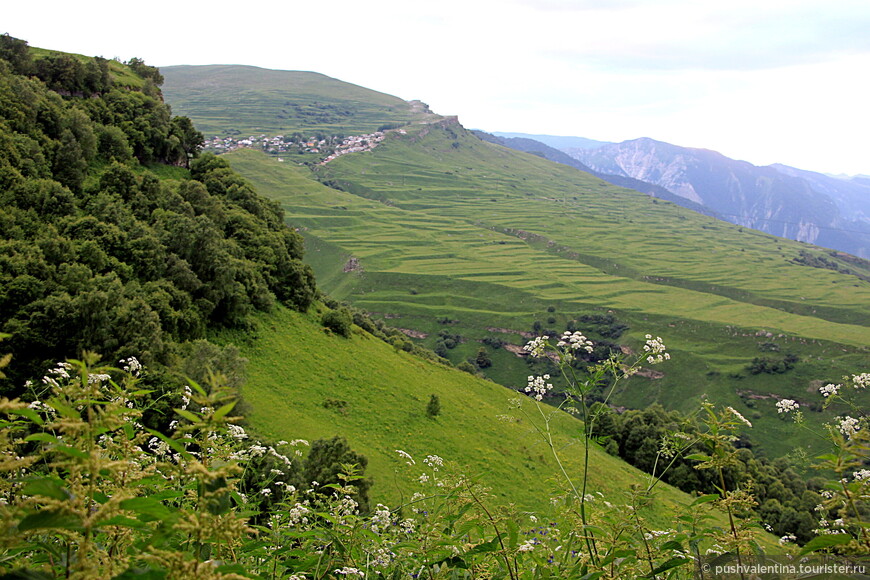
<box><xmin>5</xmin><ymin>0</ymin><xmax>870</xmax><ymax>176</ymax></box>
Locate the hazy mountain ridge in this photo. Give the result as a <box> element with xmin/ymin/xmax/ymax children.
<box><xmin>564</xmin><ymin>137</ymin><xmax>870</xmax><ymax>258</ymax></box>
<box><xmin>475</xmin><ymin>132</ymin><xmax>720</xmax><ymax>218</ymax></box>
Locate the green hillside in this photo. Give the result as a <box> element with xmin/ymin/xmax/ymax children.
<box><xmin>218</xmin><ymin>125</ymin><xmax>870</xmax><ymax>460</ymax></box>
<box><xmin>222</xmin><ymin>303</ymin><xmax>702</xmax><ymax>524</ymax></box>
<box><xmin>161</xmin><ymin>65</ymin><xmax>430</xmax><ymax>137</ymax></box>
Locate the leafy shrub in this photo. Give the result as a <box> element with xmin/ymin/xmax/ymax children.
<box><xmin>322</xmin><ymin>307</ymin><xmax>353</xmax><ymax>337</ymax></box>
<box><xmin>426</xmin><ymin>393</ymin><xmax>441</xmax><ymax>418</ymax></box>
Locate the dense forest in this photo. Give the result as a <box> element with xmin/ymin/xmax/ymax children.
<box><xmin>0</xmin><ymin>34</ymin><xmax>317</xmax><ymax>401</ymax></box>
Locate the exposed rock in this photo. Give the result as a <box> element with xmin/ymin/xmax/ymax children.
<box><xmin>343</xmin><ymin>257</ymin><xmax>362</xmax><ymax>273</ymax></box>
<box><xmin>397</xmin><ymin>328</ymin><xmax>428</xmax><ymax>339</ymax></box>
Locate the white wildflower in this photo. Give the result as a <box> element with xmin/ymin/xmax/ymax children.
<box><xmin>523</xmin><ymin>336</ymin><xmax>549</xmax><ymax>358</ymax></box>
<box><xmin>180</xmin><ymin>385</ymin><xmax>192</xmax><ymax>411</ymax></box>
<box><xmin>838</xmin><ymin>415</ymin><xmax>860</xmax><ymax>438</ymax></box>
<box><xmin>334</xmin><ymin>567</ymin><xmax>364</xmax><ymax>576</ymax></box>
<box><xmin>776</xmin><ymin>399</ymin><xmax>799</xmax><ymax>414</ymax></box>
<box><xmin>227</xmin><ymin>424</ymin><xmax>248</xmax><ymax>439</ymax></box>
<box><xmin>524</xmin><ymin>375</ymin><xmax>554</xmax><ymax>401</ymax></box>
<box><xmin>395</xmin><ymin>449</ymin><xmax>415</xmax><ymax>465</ymax></box>
<box><xmin>87</xmin><ymin>373</ymin><xmax>111</xmax><ymax>385</ymax></box>
<box><xmin>854</xmin><ymin>469</ymin><xmax>870</xmax><ymax>481</ymax></box>
<box><xmin>120</xmin><ymin>356</ymin><xmax>142</xmax><ymax>376</ymax></box>
<box><xmin>288</xmin><ymin>502</ymin><xmax>310</xmax><ymax>525</ymax></box>
<box><xmin>820</xmin><ymin>383</ymin><xmax>841</xmax><ymax>398</ymax></box>
<box><xmin>559</xmin><ymin>330</ymin><xmax>594</xmax><ymax>353</ymax></box>
<box><xmin>726</xmin><ymin>406</ymin><xmax>752</xmax><ymax>427</ymax></box>
<box><xmin>643</xmin><ymin>334</ymin><xmax>670</xmax><ymax>364</ymax></box>
<box><xmin>423</xmin><ymin>455</ymin><xmax>444</xmax><ymax>470</ymax></box>
<box><xmin>399</xmin><ymin>518</ymin><xmax>415</xmax><ymax>535</ymax></box>
<box><xmin>370</xmin><ymin>504</ymin><xmax>392</xmax><ymax>534</ymax></box>
<box><xmin>518</xmin><ymin>539</ymin><xmax>537</xmax><ymax>552</ymax></box>
<box><xmin>851</xmin><ymin>373</ymin><xmax>870</xmax><ymax>389</ymax></box>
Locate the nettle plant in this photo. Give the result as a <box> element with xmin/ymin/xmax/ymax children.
<box><xmin>775</xmin><ymin>374</ymin><xmax>870</xmax><ymax>554</ymax></box>
<box><xmin>0</xmin><ymin>330</ymin><xmax>865</xmax><ymax>579</ymax></box>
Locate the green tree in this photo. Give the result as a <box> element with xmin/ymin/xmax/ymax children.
<box><xmin>475</xmin><ymin>346</ymin><xmax>492</xmax><ymax>368</ymax></box>
<box><xmin>0</xmin><ymin>34</ymin><xmax>31</xmax><ymax>75</ymax></box>
<box><xmin>302</xmin><ymin>436</ymin><xmax>371</xmax><ymax>513</ymax></box>
<box><xmin>169</xmin><ymin>115</ymin><xmax>204</xmax><ymax>168</ymax></box>
<box><xmin>426</xmin><ymin>393</ymin><xmax>441</xmax><ymax>418</ymax></box>
<box><xmin>322</xmin><ymin>307</ymin><xmax>353</xmax><ymax>337</ymax></box>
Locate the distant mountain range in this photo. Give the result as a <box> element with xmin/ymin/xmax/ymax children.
<box><xmin>488</xmin><ymin>133</ymin><xmax>870</xmax><ymax>258</ymax></box>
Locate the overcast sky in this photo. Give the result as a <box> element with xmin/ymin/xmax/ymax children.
<box><xmin>6</xmin><ymin>0</ymin><xmax>870</xmax><ymax>175</ymax></box>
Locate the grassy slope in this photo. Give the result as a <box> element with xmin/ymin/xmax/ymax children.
<box><xmin>161</xmin><ymin>65</ymin><xmax>422</xmax><ymax>137</ymax></box>
<box><xmin>224</xmin><ymin>131</ymin><xmax>870</xmax><ymax>460</ymax></box>
<box><xmin>222</xmin><ymin>303</ymin><xmax>713</xmax><ymax>529</ymax></box>
<box><xmin>160</xmin><ymin>64</ymin><xmax>868</xmax><ymax>458</ymax></box>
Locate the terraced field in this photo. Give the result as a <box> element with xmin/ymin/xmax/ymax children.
<box><xmin>224</xmin><ymin>122</ymin><xmax>870</xmax><ymax>459</ymax></box>
<box><xmin>161</xmin><ymin>64</ymin><xmax>869</xmax><ymax>458</ymax></box>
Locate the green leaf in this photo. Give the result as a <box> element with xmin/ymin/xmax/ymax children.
<box><xmin>111</xmin><ymin>567</ymin><xmax>168</xmax><ymax>580</ymax></box>
<box><xmin>20</xmin><ymin>478</ymin><xmax>71</xmax><ymax>501</ymax></box>
<box><xmin>685</xmin><ymin>453</ymin><xmax>711</xmax><ymax>462</ymax></box>
<box><xmin>187</xmin><ymin>378</ymin><xmax>207</xmax><ymax>397</ymax></box>
<box><xmin>120</xmin><ymin>497</ymin><xmax>173</xmax><ymax>522</ymax></box>
<box><xmin>173</xmin><ymin>408</ymin><xmax>200</xmax><ymax>423</ymax></box>
<box><xmin>9</xmin><ymin>407</ymin><xmax>44</xmax><ymax>425</ymax></box>
<box><xmin>24</xmin><ymin>432</ymin><xmax>60</xmax><ymax>444</ymax></box>
<box><xmin>659</xmin><ymin>540</ymin><xmax>685</xmax><ymax>552</ymax></box>
<box><xmin>799</xmin><ymin>533</ymin><xmax>853</xmax><ymax>555</ymax></box>
<box><xmin>51</xmin><ymin>400</ymin><xmax>81</xmax><ymax>420</ymax></box>
<box><xmin>465</xmin><ymin>537</ymin><xmax>500</xmax><ymax>555</ymax></box>
<box><xmin>213</xmin><ymin>401</ymin><xmax>237</xmax><ymax>421</ymax></box>
<box><xmin>506</xmin><ymin>518</ymin><xmax>519</xmax><ymax>549</ymax></box>
<box><xmin>18</xmin><ymin>509</ymin><xmax>83</xmax><ymax>532</ymax></box>
<box><xmin>647</xmin><ymin>556</ymin><xmax>691</xmax><ymax>576</ymax></box>
<box><xmin>95</xmin><ymin>515</ymin><xmax>149</xmax><ymax>529</ymax></box>
<box><xmin>689</xmin><ymin>493</ymin><xmax>721</xmax><ymax>507</ymax></box>
<box><xmin>54</xmin><ymin>445</ymin><xmax>89</xmax><ymax>459</ymax></box>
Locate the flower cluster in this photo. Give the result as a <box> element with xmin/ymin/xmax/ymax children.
<box><xmin>120</xmin><ymin>356</ymin><xmax>142</xmax><ymax>377</ymax></box>
<box><xmin>423</xmin><ymin>455</ymin><xmax>444</xmax><ymax>470</ymax></box>
<box><xmin>776</xmin><ymin>399</ymin><xmax>799</xmax><ymax>414</ymax></box>
<box><xmin>370</xmin><ymin>503</ymin><xmax>393</xmax><ymax>534</ymax></box>
<box><xmin>525</xmin><ymin>375</ymin><xmax>553</xmax><ymax>401</ymax></box>
<box><xmin>819</xmin><ymin>383</ymin><xmax>841</xmax><ymax>398</ymax></box>
<box><xmin>851</xmin><ymin>373</ymin><xmax>870</xmax><ymax>389</ymax></box>
<box><xmin>643</xmin><ymin>335</ymin><xmax>670</xmax><ymax>364</ymax></box>
<box><xmin>837</xmin><ymin>415</ymin><xmax>860</xmax><ymax>438</ymax></box>
<box><xmin>523</xmin><ymin>336</ymin><xmax>549</xmax><ymax>358</ymax></box>
<box><xmin>557</xmin><ymin>331</ymin><xmax>594</xmax><ymax>353</ymax></box>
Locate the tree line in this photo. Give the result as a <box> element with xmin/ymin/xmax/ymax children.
<box><xmin>0</xmin><ymin>37</ymin><xmax>316</xmax><ymax>408</ymax></box>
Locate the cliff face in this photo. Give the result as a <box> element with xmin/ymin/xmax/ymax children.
<box><xmin>571</xmin><ymin>138</ymin><xmax>870</xmax><ymax>257</ymax></box>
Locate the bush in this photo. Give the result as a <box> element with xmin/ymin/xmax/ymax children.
<box><xmin>426</xmin><ymin>394</ymin><xmax>441</xmax><ymax>418</ymax></box>
<box><xmin>322</xmin><ymin>307</ymin><xmax>353</xmax><ymax>337</ymax></box>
